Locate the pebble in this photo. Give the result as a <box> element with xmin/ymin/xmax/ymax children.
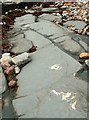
<box><xmin>42</xmin><ymin>7</ymin><xmax>59</xmax><ymax>12</ymax></box>
<box><xmin>8</xmin><ymin>80</ymin><xmax>17</xmax><ymax>88</ymax></box>
<box><xmin>79</xmin><ymin>52</ymin><xmax>89</xmax><ymax>59</ymax></box>
<box><xmin>15</xmin><ymin>66</ymin><xmax>20</xmax><ymax>74</ymax></box>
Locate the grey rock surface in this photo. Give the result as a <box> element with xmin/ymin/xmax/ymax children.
<box><xmin>9</xmin><ymin>34</ymin><xmax>33</xmax><ymax>54</ymax></box>
<box><xmin>12</xmin><ymin>52</ymin><xmax>31</xmax><ymax>66</ymax></box>
<box><xmin>5</xmin><ymin>10</ymin><xmax>88</xmax><ymax>118</ymax></box>
<box><xmin>64</xmin><ymin>20</ymin><xmax>87</xmax><ymax>31</ymax></box>
<box><xmin>0</xmin><ymin>66</ymin><xmax>7</xmax><ymax>94</ymax></box>
<box><xmin>53</xmin><ymin>35</ymin><xmax>84</xmax><ymax>55</ymax></box>
<box><xmin>29</xmin><ymin>21</ymin><xmax>67</xmax><ymax>37</ymax></box>
<box><xmin>38</xmin><ymin>13</ymin><xmax>62</xmax><ymax>23</ymax></box>
<box><xmin>24</xmin><ymin>29</ymin><xmax>52</xmax><ymax>50</ymax></box>
<box><xmin>2</xmin><ymin>92</ymin><xmax>18</xmax><ymax>118</ymax></box>
<box><xmin>14</xmin><ymin>44</ymin><xmax>87</xmax><ymax>118</ymax></box>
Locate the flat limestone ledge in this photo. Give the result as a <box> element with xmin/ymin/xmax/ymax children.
<box><xmin>64</xmin><ymin>20</ymin><xmax>87</xmax><ymax>31</ymax></box>
<box><xmin>38</xmin><ymin>13</ymin><xmax>62</xmax><ymax>23</ymax></box>
<box><xmin>12</xmin><ymin>44</ymin><xmax>87</xmax><ymax>118</ymax></box>
<box><xmin>29</xmin><ymin>21</ymin><xmax>68</xmax><ymax>38</ymax></box>
<box><xmin>24</xmin><ymin>29</ymin><xmax>52</xmax><ymax>50</ymax></box>
<box><xmin>53</xmin><ymin>35</ymin><xmax>85</xmax><ymax>55</ymax></box>
<box><xmin>14</xmin><ymin>14</ymin><xmax>35</xmax><ymax>27</ymax></box>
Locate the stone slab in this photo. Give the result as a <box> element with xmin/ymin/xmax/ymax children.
<box><xmin>15</xmin><ymin>14</ymin><xmax>35</xmax><ymax>27</ymax></box>
<box><xmin>24</xmin><ymin>29</ymin><xmax>52</xmax><ymax>50</ymax></box>
<box><xmin>64</xmin><ymin>20</ymin><xmax>87</xmax><ymax>30</ymax></box>
<box><xmin>12</xmin><ymin>44</ymin><xmax>87</xmax><ymax>118</ymax></box>
<box><xmin>13</xmin><ymin>95</ymin><xmax>39</xmax><ymax>118</ymax></box>
<box><xmin>39</xmin><ymin>13</ymin><xmax>62</xmax><ymax>23</ymax></box>
<box><xmin>29</xmin><ymin>21</ymin><xmax>67</xmax><ymax>37</ymax></box>
<box><xmin>54</xmin><ymin>36</ymin><xmax>84</xmax><ymax>55</ymax></box>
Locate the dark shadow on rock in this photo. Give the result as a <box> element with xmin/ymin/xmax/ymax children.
<box><xmin>2</xmin><ymin>90</ymin><xmax>18</xmax><ymax>119</ymax></box>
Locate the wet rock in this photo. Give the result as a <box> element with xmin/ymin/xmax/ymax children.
<box><xmin>12</xmin><ymin>52</ymin><xmax>31</xmax><ymax>66</ymax></box>
<box><xmin>15</xmin><ymin>14</ymin><xmax>35</xmax><ymax>26</ymax></box>
<box><xmin>39</xmin><ymin>13</ymin><xmax>62</xmax><ymax>23</ymax></box>
<box><xmin>64</xmin><ymin>20</ymin><xmax>87</xmax><ymax>31</ymax></box>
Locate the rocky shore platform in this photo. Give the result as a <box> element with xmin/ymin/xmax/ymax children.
<box><xmin>0</xmin><ymin>1</ymin><xmax>89</xmax><ymax>119</ymax></box>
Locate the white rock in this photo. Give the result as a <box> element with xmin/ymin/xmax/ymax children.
<box><xmin>12</xmin><ymin>52</ymin><xmax>31</xmax><ymax>66</ymax></box>
<box><xmin>2</xmin><ymin>53</ymin><xmax>10</xmax><ymax>57</ymax></box>
<box><xmin>15</xmin><ymin>66</ymin><xmax>20</xmax><ymax>74</ymax></box>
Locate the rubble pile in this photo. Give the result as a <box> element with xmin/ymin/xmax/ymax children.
<box><xmin>59</xmin><ymin>2</ymin><xmax>89</xmax><ymax>35</ymax></box>
<box><xmin>0</xmin><ymin>52</ymin><xmax>32</xmax><ymax>90</ymax></box>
